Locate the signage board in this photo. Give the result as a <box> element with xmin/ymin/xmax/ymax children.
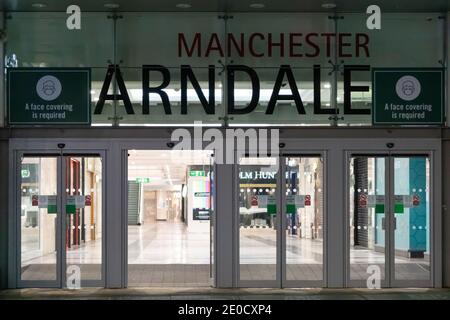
<box><xmin>372</xmin><ymin>68</ymin><xmax>444</xmax><ymax>125</ymax></box>
<box><xmin>189</xmin><ymin>170</ymin><xmax>206</xmax><ymax>177</ymax></box>
<box><xmin>8</xmin><ymin>68</ymin><xmax>91</xmax><ymax>125</ymax></box>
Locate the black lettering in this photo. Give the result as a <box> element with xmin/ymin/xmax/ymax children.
<box><xmin>142</xmin><ymin>65</ymin><xmax>172</xmax><ymax>115</ymax></box>
<box><xmin>94</xmin><ymin>65</ymin><xmax>134</xmax><ymax>115</ymax></box>
<box><xmin>313</xmin><ymin>64</ymin><xmax>335</xmax><ymax>114</ymax></box>
<box><xmin>181</xmin><ymin>65</ymin><xmax>215</xmax><ymax>114</ymax></box>
<box><xmin>344</xmin><ymin>65</ymin><xmax>370</xmax><ymax>114</ymax></box>
<box><xmin>227</xmin><ymin>65</ymin><xmax>260</xmax><ymax>114</ymax></box>
<box><xmin>266</xmin><ymin>65</ymin><xmax>305</xmax><ymax>115</ymax></box>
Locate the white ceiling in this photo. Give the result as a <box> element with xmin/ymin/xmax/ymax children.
<box><xmin>127</xmin><ymin>150</ymin><xmax>212</xmax><ymax>189</ymax></box>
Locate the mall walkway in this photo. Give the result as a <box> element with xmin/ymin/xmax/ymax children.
<box><xmin>1</xmin><ymin>288</ymin><xmax>450</xmax><ymax>300</ymax></box>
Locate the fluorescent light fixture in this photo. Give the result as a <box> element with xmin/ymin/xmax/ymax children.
<box><xmin>321</xmin><ymin>3</ymin><xmax>337</xmax><ymax>9</ymax></box>
<box><xmin>119</xmin><ymin>123</ymin><xmax>222</xmax><ymax>127</ymax></box>
<box><xmin>229</xmin><ymin>123</ymin><xmax>330</xmax><ymax>127</ymax></box>
<box><xmin>32</xmin><ymin>3</ymin><xmax>47</xmax><ymax>8</ymax></box>
<box><xmin>323</xmin><ymin>83</ymin><xmax>331</xmax><ymax>89</ymax></box>
<box><xmin>91</xmin><ymin>123</ymin><xmax>113</xmax><ymax>127</ymax></box>
<box><xmin>176</xmin><ymin>3</ymin><xmax>192</xmax><ymax>9</ymax></box>
<box><xmin>104</xmin><ymin>3</ymin><xmax>120</xmax><ymax>9</ymax></box>
<box><xmin>250</xmin><ymin>3</ymin><xmax>265</xmax><ymax>9</ymax></box>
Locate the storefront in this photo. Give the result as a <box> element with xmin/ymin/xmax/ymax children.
<box><xmin>0</xmin><ymin>1</ymin><xmax>449</xmax><ymax>290</ymax></box>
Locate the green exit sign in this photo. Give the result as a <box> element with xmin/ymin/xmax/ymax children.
<box><xmin>189</xmin><ymin>171</ymin><xmax>205</xmax><ymax>177</ymax></box>
<box><xmin>136</xmin><ymin>177</ymin><xmax>150</xmax><ymax>183</ymax></box>
<box><xmin>21</xmin><ymin>169</ymin><xmax>30</xmax><ymax>178</ymax></box>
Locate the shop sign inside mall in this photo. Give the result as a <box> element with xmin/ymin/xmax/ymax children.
<box><xmin>6</xmin><ymin>32</ymin><xmax>444</xmax><ymax>125</ymax></box>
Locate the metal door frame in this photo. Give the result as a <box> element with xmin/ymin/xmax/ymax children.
<box><xmin>346</xmin><ymin>150</ymin><xmax>435</xmax><ymax>288</ymax></box>
<box><xmin>119</xmin><ymin>142</ymin><xmax>216</xmax><ymax>288</ymax></box>
<box><xmin>235</xmin><ymin>151</ymin><xmax>327</xmax><ymax>288</ymax></box>
<box><xmin>9</xmin><ymin>141</ymin><xmax>106</xmax><ymax>288</ymax></box>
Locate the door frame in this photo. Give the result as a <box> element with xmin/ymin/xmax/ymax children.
<box><xmin>120</xmin><ymin>144</ymin><xmax>217</xmax><ymax>288</ymax></box>
<box><xmin>345</xmin><ymin>150</ymin><xmax>437</xmax><ymax>288</ymax></box>
<box><xmin>9</xmin><ymin>140</ymin><xmax>106</xmax><ymax>288</ymax></box>
<box><xmin>235</xmin><ymin>151</ymin><xmax>327</xmax><ymax>288</ymax></box>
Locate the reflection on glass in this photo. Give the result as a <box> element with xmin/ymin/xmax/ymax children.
<box><xmin>393</xmin><ymin>157</ymin><xmax>430</xmax><ymax>282</ymax></box>
<box><xmin>349</xmin><ymin>157</ymin><xmax>386</xmax><ymax>282</ymax></box>
<box><xmin>65</xmin><ymin>156</ymin><xmax>103</xmax><ymax>281</ymax></box>
<box><xmin>239</xmin><ymin>157</ymin><xmax>278</xmax><ymax>281</ymax></box>
<box><xmin>285</xmin><ymin>157</ymin><xmax>323</xmax><ymax>282</ymax></box>
<box><xmin>20</xmin><ymin>157</ymin><xmax>57</xmax><ymax>281</ymax></box>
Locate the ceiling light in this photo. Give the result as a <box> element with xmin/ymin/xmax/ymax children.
<box><xmin>250</xmin><ymin>3</ymin><xmax>265</xmax><ymax>9</ymax></box>
<box><xmin>32</xmin><ymin>3</ymin><xmax>47</xmax><ymax>8</ymax></box>
<box><xmin>321</xmin><ymin>3</ymin><xmax>337</xmax><ymax>9</ymax></box>
<box><xmin>176</xmin><ymin>3</ymin><xmax>192</xmax><ymax>9</ymax></box>
<box><xmin>104</xmin><ymin>3</ymin><xmax>120</xmax><ymax>9</ymax></box>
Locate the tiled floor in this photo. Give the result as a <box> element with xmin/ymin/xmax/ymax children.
<box><xmin>20</xmin><ymin>221</ymin><xmax>430</xmax><ymax>285</ymax></box>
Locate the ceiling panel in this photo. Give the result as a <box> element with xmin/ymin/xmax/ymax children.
<box><xmin>0</xmin><ymin>0</ymin><xmax>448</xmax><ymax>12</ymax></box>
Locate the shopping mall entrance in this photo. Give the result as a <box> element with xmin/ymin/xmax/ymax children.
<box><xmin>126</xmin><ymin>150</ymin><xmax>214</xmax><ymax>287</ymax></box>
<box><xmin>15</xmin><ymin>151</ymin><xmax>104</xmax><ymax>288</ymax></box>
<box><xmin>348</xmin><ymin>153</ymin><xmax>434</xmax><ymax>287</ymax></box>
<box><xmin>5</xmin><ymin>134</ymin><xmax>442</xmax><ymax>289</ymax></box>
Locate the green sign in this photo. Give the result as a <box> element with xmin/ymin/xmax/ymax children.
<box><xmin>21</xmin><ymin>169</ymin><xmax>30</xmax><ymax>178</ymax></box>
<box><xmin>189</xmin><ymin>170</ymin><xmax>205</xmax><ymax>177</ymax></box>
<box><xmin>8</xmin><ymin>68</ymin><xmax>91</xmax><ymax>125</ymax></box>
<box><xmin>372</xmin><ymin>68</ymin><xmax>444</xmax><ymax>125</ymax></box>
<box><xmin>136</xmin><ymin>177</ymin><xmax>150</xmax><ymax>183</ymax></box>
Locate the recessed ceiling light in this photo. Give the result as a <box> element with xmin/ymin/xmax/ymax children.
<box><xmin>104</xmin><ymin>3</ymin><xmax>120</xmax><ymax>9</ymax></box>
<box><xmin>32</xmin><ymin>3</ymin><xmax>47</xmax><ymax>8</ymax></box>
<box><xmin>176</xmin><ymin>3</ymin><xmax>192</xmax><ymax>9</ymax></box>
<box><xmin>250</xmin><ymin>3</ymin><xmax>265</xmax><ymax>9</ymax></box>
<box><xmin>321</xmin><ymin>3</ymin><xmax>337</xmax><ymax>9</ymax></box>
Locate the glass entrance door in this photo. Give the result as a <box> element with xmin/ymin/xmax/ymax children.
<box><xmin>282</xmin><ymin>156</ymin><xmax>324</xmax><ymax>287</ymax></box>
<box><xmin>237</xmin><ymin>154</ymin><xmax>325</xmax><ymax>287</ymax></box>
<box><xmin>17</xmin><ymin>152</ymin><xmax>104</xmax><ymax>288</ymax></box>
<box><xmin>348</xmin><ymin>154</ymin><xmax>432</xmax><ymax>288</ymax></box>
<box><xmin>391</xmin><ymin>156</ymin><xmax>431</xmax><ymax>287</ymax></box>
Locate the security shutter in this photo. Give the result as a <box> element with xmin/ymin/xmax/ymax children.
<box><xmin>354</xmin><ymin>158</ymin><xmax>369</xmax><ymax>247</ymax></box>
<box><xmin>128</xmin><ymin>181</ymin><xmax>140</xmax><ymax>225</ymax></box>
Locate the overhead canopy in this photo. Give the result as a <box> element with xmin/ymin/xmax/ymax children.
<box><xmin>0</xmin><ymin>0</ymin><xmax>449</xmax><ymax>13</ymax></box>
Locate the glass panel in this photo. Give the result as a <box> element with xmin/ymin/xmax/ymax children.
<box><xmin>20</xmin><ymin>156</ymin><xmax>58</xmax><ymax>281</ymax></box>
<box><xmin>228</xmin><ymin>67</ymin><xmax>335</xmax><ymax>126</ymax></box>
<box><xmin>227</xmin><ymin>13</ymin><xmax>336</xmax><ymax>126</ymax></box>
<box><xmin>393</xmin><ymin>157</ymin><xmax>430</xmax><ymax>282</ymax></box>
<box><xmin>349</xmin><ymin>156</ymin><xmax>386</xmax><ymax>282</ymax></box>
<box><xmin>285</xmin><ymin>157</ymin><xmax>323</xmax><ymax>282</ymax></box>
<box><xmin>114</xmin><ymin>12</ymin><xmax>225</xmax><ymax>126</ymax></box>
<box><xmin>336</xmin><ymin>13</ymin><xmax>444</xmax><ymax>126</ymax></box>
<box><xmin>5</xmin><ymin>12</ymin><xmax>113</xmax><ymax>67</ymax></box>
<box><xmin>127</xmin><ymin>150</ymin><xmax>212</xmax><ymax>287</ymax></box>
<box><xmin>65</xmin><ymin>156</ymin><xmax>103</xmax><ymax>281</ymax></box>
<box><xmin>114</xmin><ymin>67</ymin><xmax>224</xmax><ymax>125</ymax></box>
<box><xmin>239</xmin><ymin>156</ymin><xmax>278</xmax><ymax>281</ymax></box>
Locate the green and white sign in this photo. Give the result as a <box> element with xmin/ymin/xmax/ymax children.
<box><xmin>7</xmin><ymin>68</ymin><xmax>91</xmax><ymax>125</ymax></box>
<box><xmin>372</xmin><ymin>68</ymin><xmax>444</xmax><ymax>125</ymax></box>
<box><xmin>135</xmin><ymin>177</ymin><xmax>150</xmax><ymax>183</ymax></box>
<box><xmin>189</xmin><ymin>170</ymin><xmax>205</xmax><ymax>177</ymax></box>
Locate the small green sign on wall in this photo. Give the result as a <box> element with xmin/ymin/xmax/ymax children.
<box><xmin>372</xmin><ymin>68</ymin><xmax>444</xmax><ymax>125</ymax></box>
<box><xmin>7</xmin><ymin>68</ymin><xmax>91</xmax><ymax>125</ymax></box>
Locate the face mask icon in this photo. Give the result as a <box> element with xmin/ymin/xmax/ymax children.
<box><xmin>42</xmin><ymin>80</ymin><xmax>56</xmax><ymax>96</ymax></box>
<box><xmin>395</xmin><ymin>75</ymin><xmax>421</xmax><ymax>101</ymax></box>
<box><xmin>36</xmin><ymin>75</ymin><xmax>62</xmax><ymax>101</ymax></box>
<box><xmin>401</xmin><ymin>80</ymin><xmax>415</xmax><ymax>97</ymax></box>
